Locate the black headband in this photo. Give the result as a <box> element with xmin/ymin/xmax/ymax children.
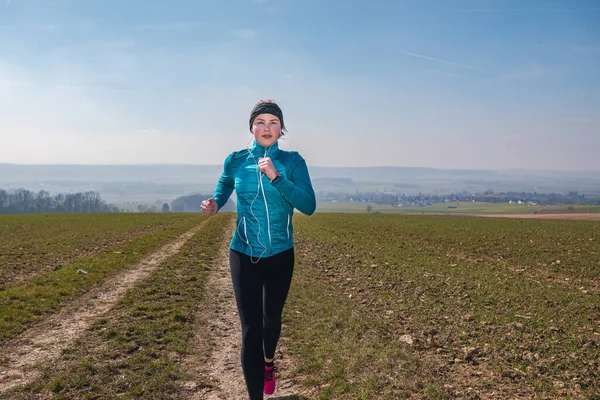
<box><xmin>249</xmin><ymin>103</ymin><xmax>285</xmax><ymax>132</ymax></box>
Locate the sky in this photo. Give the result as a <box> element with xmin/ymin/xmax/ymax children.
<box><xmin>0</xmin><ymin>0</ymin><xmax>599</xmax><ymax>170</ymax></box>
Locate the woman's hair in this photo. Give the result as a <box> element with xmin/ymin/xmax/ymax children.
<box><xmin>249</xmin><ymin>99</ymin><xmax>287</xmax><ymax>136</ymax></box>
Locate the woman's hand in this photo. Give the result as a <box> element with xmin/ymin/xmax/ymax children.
<box><xmin>258</xmin><ymin>157</ymin><xmax>278</xmax><ymax>181</ymax></box>
<box><xmin>201</xmin><ymin>198</ymin><xmax>218</xmax><ymax>216</ymax></box>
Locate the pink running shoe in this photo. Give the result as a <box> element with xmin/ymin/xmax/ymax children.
<box><xmin>263</xmin><ymin>365</ymin><xmax>277</xmax><ymax>395</ymax></box>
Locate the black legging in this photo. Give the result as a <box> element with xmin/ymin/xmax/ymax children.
<box><xmin>229</xmin><ymin>248</ymin><xmax>295</xmax><ymax>400</ymax></box>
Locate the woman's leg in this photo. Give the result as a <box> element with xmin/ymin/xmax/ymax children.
<box><xmin>229</xmin><ymin>249</ymin><xmax>265</xmax><ymax>400</ymax></box>
<box><xmin>262</xmin><ymin>248</ymin><xmax>295</xmax><ymax>360</ymax></box>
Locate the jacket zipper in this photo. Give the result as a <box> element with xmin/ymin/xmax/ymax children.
<box><xmin>262</xmin><ymin>148</ymin><xmax>272</xmax><ymax>255</ymax></box>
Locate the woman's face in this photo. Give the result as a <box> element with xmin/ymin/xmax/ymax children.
<box><xmin>252</xmin><ymin>113</ymin><xmax>281</xmax><ymax>147</ymax></box>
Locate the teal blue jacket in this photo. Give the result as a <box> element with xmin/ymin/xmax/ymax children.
<box><xmin>213</xmin><ymin>140</ymin><xmax>316</xmax><ymax>258</ymax></box>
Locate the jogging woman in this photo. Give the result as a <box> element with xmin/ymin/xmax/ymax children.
<box><xmin>201</xmin><ymin>100</ymin><xmax>316</xmax><ymax>399</ymax></box>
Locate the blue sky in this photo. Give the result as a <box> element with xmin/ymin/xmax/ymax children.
<box><xmin>1</xmin><ymin>0</ymin><xmax>598</xmax><ymax>170</ymax></box>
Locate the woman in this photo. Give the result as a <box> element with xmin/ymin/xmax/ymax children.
<box><xmin>201</xmin><ymin>100</ymin><xmax>316</xmax><ymax>399</ymax></box>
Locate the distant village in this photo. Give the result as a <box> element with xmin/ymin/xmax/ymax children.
<box><xmin>316</xmin><ymin>190</ymin><xmax>598</xmax><ymax>207</ymax></box>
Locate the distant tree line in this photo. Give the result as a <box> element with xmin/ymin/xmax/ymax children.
<box><xmin>170</xmin><ymin>193</ymin><xmax>235</xmax><ymax>213</ymax></box>
<box><xmin>0</xmin><ymin>189</ymin><xmax>120</xmax><ymax>214</ymax></box>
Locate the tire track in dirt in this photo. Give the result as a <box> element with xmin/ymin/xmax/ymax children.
<box><xmin>0</xmin><ymin>222</ymin><xmax>207</xmax><ymax>393</ymax></box>
<box><xmin>181</xmin><ymin>222</ymin><xmax>305</xmax><ymax>400</ymax></box>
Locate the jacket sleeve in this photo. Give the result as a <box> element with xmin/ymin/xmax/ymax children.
<box><xmin>213</xmin><ymin>153</ymin><xmax>235</xmax><ymax>211</ymax></box>
<box><xmin>270</xmin><ymin>154</ymin><xmax>316</xmax><ymax>215</ymax></box>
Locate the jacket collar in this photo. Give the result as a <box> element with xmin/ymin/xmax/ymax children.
<box><xmin>250</xmin><ymin>140</ymin><xmax>280</xmax><ymax>158</ymax></box>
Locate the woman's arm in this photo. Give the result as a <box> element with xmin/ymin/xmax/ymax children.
<box><xmin>213</xmin><ymin>153</ymin><xmax>235</xmax><ymax>211</ymax></box>
<box><xmin>271</xmin><ymin>155</ymin><xmax>316</xmax><ymax>215</ymax></box>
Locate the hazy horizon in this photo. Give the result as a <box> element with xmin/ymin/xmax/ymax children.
<box><xmin>2</xmin><ymin>163</ymin><xmax>599</xmax><ymax>205</ymax></box>
<box><xmin>2</xmin><ymin>161</ymin><xmax>600</xmax><ymax>174</ymax></box>
<box><xmin>1</xmin><ymin>0</ymin><xmax>599</xmax><ymax>170</ymax></box>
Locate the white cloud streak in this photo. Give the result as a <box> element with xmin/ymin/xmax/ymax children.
<box><xmin>402</xmin><ymin>51</ymin><xmax>482</xmax><ymax>71</ymax></box>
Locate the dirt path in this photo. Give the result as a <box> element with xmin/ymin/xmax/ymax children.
<box><xmin>0</xmin><ymin>223</ymin><xmax>206</xmax><ymax>393</ymax></box>
<box><xmin>181</xmin><ymin>222</ymin><xmax>305</xmax><ymax>400</ymax></box>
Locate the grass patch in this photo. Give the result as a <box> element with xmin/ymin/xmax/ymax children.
<box><xmin>0</xmin><ymin>213</ymin><xmax>204</xmax><ymax>343</ymax></box>
<box><xmin>3</xmin><ymin>213</ymin><xmax>233</xmax><ymax>399</ymax></box>
<box><xmin>0</xmin><ymin>213</ymin><xmax>203</xmax><ymax>290</ymax></box>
